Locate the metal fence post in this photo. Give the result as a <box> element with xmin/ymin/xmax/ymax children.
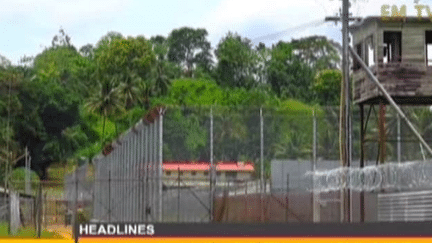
<box><xmin>149</xmin><ymin>121</ymin><xmax>154</xmax><ymax>221</ymax></box>
<box><xmin>153</xmin><ymin>119</ymin><xmax>158</xmax><ymax>221</ymax></box>
<box><xmin>126</xmin><ymin>136</ymin><xmax>130</xmax><ymax>222</ymax></box>
<box><xmin>9</xmin><ymin>192</ymin><xmax>19</xmax><ymax>236</ymax></box>
<box><xmin>37</xmin><ymin>182</ymin><xmax>42</xmax><ymax>238</ymax></box>
<box><xmin>158</xmin><ymin>113</ymin><xmax>163</xmax><ymax>222</ymax></box>
<box><xmin>73</xmin><ymin>173</ymin><xmax>78</xmax><ymax>243</ymax></box>
<box><xmin>260</xmin><ymin>107</ymin><xmax>265</xmax><ymax>222</ymax></box>
<box><xmin>144</xmin><ymin>124</ymin><xmax>149</xmax><ymax>222</ymax></box>
<box><xmin>131</xmin><ymin>131</ymin><xmax>136</xmax><ymax>222</ymax></box>
<box><xmin>177</xmin><ymin>168</ymin><xmax>180</xmax><ymax>222</ymax></box>
<box><xmin>118</xmin><ymin>139</ymin><xmax>122</xmax><ymax>221</ymax></box>
<box><xmin>286</xmin><ymin>174</ymin><xmax>289</xmax><ymax>222</ymax></box>
<box><xmin>44</xmin><ymin>193</ymin><xmax>47</xmax><ymax>230</ymax></box>
<box><xmin>135</xmin><ymin>125</ymin><xmax>141</xmax><ymax>223</ymax></box>
<box><xmin>108</xmin><ymin>170</ymin><xmax>111</xmax><ymax>221</ymax></box>
<box><xmin>112</xmin><ymin>145</ymin><xmax>117</xmax><ymax>222</ymax></box>
<box><xmin>210</xmin><ymin>107</ymin><xmax>214</xmax><ymax>222</ymax></box>
<box><xmin>312</xmin><ymin>110</ymin><xmax>320</xmax><ymax>223</ymax></box>
<box><xmin>138</xmin><ymin>126</ymin><xmax>143</xmax><ymax>222</ymax></box>
<box><xmin>245</xmin><ymin>181</ymin><xmax>248</xmax><ymax>220</ymax></box>
<box><xmin>260</xmin><ymin>107</ymin><xmax>264</xmax><ymax>193</ymax></box>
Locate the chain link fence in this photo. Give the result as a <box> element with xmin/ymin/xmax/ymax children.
<box><xmin>3</xmin><ymin>104</ymin><xmax>432</xmax><ymax>237</ymax></box>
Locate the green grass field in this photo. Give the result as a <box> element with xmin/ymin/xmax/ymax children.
<box><xmin>0</xmin><ymin>222</ymin><xmax>64</xmax><ymax>238</ymax></box>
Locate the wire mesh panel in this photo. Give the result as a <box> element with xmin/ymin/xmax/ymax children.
<box><xmin>91</xmin><ymin>112</ymin><xmax>163</xmax><ymax>223</ymax></box>
<box><xmin>81</xmin><ymin>105</ymin><xmax>432</xmax><ymax>224</ymax></box>
<box><xmin>162</xmin><ymin>106</ymin><xmax>211</xmax><ymax>162</ymax></box>
<box><xmin>162</xmin><ymin>177</ymin><xmax>211</xmax><ymax>223</ymax></box>
<box><xmin>378</xmin><ymin>190</ymin><xmax>432</xmax><ymax>222</ymax></box>
<box><xmin>0</xmin><ymin>198</ymin><xmax>8</xmax><ymax>223</ymax></box>
<box><xmin>354</xmin><ymin>105</ymin><xmax>432</xmax><ymax>164</ymax></box>
<box><xmin>19</xmin><ymin>196</ymin><xmax>35</xmax><ymax>227</ymax></box>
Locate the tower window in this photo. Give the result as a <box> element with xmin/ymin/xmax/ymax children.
<box><xmin>426</xmin><ymin>31</ymin><xmax>432</xmax><ymax>66</ymax></box>
<box><xmin>354</xmin><ymin>43</ymin><xmax>362</xmax><ymax>70</ymax></box>
<box><xmin>383</xmin><ymin>31</ymin><xmax>402</xmax><ymax>63</ymax></box>
<box><xmin>365</xmin><ymin>36</ymin><xmax>375</xmax><ymax>67</ymax></box>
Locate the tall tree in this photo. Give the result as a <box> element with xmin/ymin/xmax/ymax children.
<box><xmin>150</xmin><ymin>35</ymin><xmax>178</xmax><ymax>96</ymax></box>
<box><xmin>0</xmin><ymin>68</ymin><xmax>23</xmax><ymax>181</ymax></box>
<box><xmin>95</xmin><ymin>35</ymin><xmax>156</xmax><ymax>107</ymax></box>
<box><xmin>79</xmin><ymin>44</ymin><xmax>94</xmax><ymax>59</ymax></box>
<box><xmin>95</xmin><ymin>36</ymin><xmax>155</xmax><ymax>81</ymax></box>
<box><xmin>10</xmin><ymin>69</ymin><xmax>82</xmax><ymax>179</ymax></box>
<box><xmin>9</xmin><ymin>29</ymin><xmax>88</xmax><ymax>179</ymax></box>
<box><xmin>0</xmin><ymin>55</ymin><xmax>11</xmax><ymax>69</ymax></box>
<box><xmin>150</xmin><ymin>35</ymin><xmax>168</xmax><ymax>61</ymax></box>
<box><xmin>95</xmin><ymin>31</ymin><xmax>124</xmax><ymax>50</ymax></box>
<box><xmin>33</xmin><ymin>28</ymin><xmax>81</xmax><ymax>90</ymax></box>
<box><xmin>51</xmin><ymin>27</ymin><xmax>75</xmax><ymax>50</ymax></box>
<box><xmin>214</xmin><ymin>32</ymin><xmax>258</xmax><ymax>88</ymax></box>
<box><xmin>267</xmin><ymin>41</ymin><xmax>314</xmax><ymax>101</ymax></box>
<box><xmin>167</xmin><ymin>27</ymin><xmax>213</xmax><ymax>77</ymax></box>
<box><xmin>85</xmin><ymin>78</ymin><xmax>124</xmax><ymax>145</ymax></box>
<box><xmin>88</xmin><ymin>35</ymin><xmax>156</xmax><ymax>143</ymax></box>
<box><xmin>291</xmin><ymin>36</ymin><xmax>341</xmax><ymax>71</ymax></box>
<box><xmin>255</xmin><ymin>42</ymin><xmax>271</xmax><ymax>85</ymax></box>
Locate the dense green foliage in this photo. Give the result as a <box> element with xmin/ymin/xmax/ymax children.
<box><xmin>167</xmin><ymin>27</ymin><xmax>213</xmax><ymax>76</ymax></box>
<box><xmin>313</xmin><ymin>69</ymin><xmax>342</xmax><ymax>106</ymax></box>
<box><xmin>214</xmin><ymin>32</ymin><xmax>258</xmax><ymax>88</ymax></box>
<box><xmin>10</xmin><ymin>167</ymin><xmax>40</xmax><ymax>192</ymax></box>
<box><xmin>0</xmin><ymin>27</ymin><xmax>347</xmax><ymax>181</ymax></box>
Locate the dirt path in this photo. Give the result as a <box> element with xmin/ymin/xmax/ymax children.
<box><xmin>46</xmin><ymin>225</ymin><xmax>73</xmax><ymax>240</ymax></box>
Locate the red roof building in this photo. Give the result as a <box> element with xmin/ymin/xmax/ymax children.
<box><xmin>162</xmin><ymin>161</ymin><xmax>255</xmax><ymax>182</ymax></box>
<box><xmin>162</xmin><ymin>161</ymin><xmax>254</xmax><ymax>172</ymax></box>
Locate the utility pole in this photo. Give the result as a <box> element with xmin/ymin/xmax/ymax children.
<box><xmin>324</xmin><ymin>0</ymin><xmax>360</xmax><ymax>223</ymax></box>
<box><xmin>342</xmin><ymin>0</ymin><xmax>351</xmax><ymax>224</ymax></box>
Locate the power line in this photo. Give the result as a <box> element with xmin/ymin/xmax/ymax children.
<box><xmin>251</xmin><ymin>19</ymin><xmax>327</xmax><ymax>42</ymax></box>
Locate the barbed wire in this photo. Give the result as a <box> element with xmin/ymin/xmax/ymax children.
<box><xmin>306</xmin><ymin>161</ymin><xmax>432</xmax><ymax>192</ymax></box>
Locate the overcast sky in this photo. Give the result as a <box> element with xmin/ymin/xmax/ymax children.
<box><xmin>0</xmin><ymin>0</ymin><xmax>428</xmax><ymax>65</ymax></box>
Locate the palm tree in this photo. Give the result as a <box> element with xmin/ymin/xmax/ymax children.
<box><xmin>153</xmin><ymin>61</ymin><xmax>171</xmax><ymax>96</ymax></box>
<box><xmin>85</xmin><ymin>77</ymin><xmax>124</xmax><ymax>147</ymax></box>
<box><xmin>138</xmin><ymin>78</ymin><xmax>155</xmax><ymax>110</ymax></box>
<box><xmin>119</xmin><ymin>70</ymin><xmax>143</xmax><ymax>110</ymax></box>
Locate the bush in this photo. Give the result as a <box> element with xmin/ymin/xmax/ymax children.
<box><xmin>77</xmin><ymin>208</ymin><xmax>91</xmax><ymax>223</ymax></box>
<box><xmin>9</xmin><ymin>168</ymin><xmax>40</xmax><ymax>193</ymax></box>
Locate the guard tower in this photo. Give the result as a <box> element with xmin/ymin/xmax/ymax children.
<box><xmin>351</xmin><ymin>16</ymin><xmax>432</xmax><ymax>105</ymax></box>
<box><xmin>350</xmin><ymin>16</ymin><xmax>432</xmax><ymax>223</ymax></box>
<box><xmin>350</xmin><ymin>16</ymin><xmax>432</xmax><ymax>165</ymax></box>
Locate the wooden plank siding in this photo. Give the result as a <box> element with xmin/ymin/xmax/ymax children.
<box><xmin>351</xmin><ymin>17</ymin><xmax>432</xmax><ymax>104</ymax></box>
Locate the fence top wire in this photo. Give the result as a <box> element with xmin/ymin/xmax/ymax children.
<box><xmin>91</xmin><ymin>104</ymin><xmax>432</xmax><ymax>164</ymax></box>
<box><xmin>162</xmin><ymin>104</ymin><xmax>324</xmax><ymax>115</ymax></box>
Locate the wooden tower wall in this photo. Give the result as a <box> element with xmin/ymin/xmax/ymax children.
<box><xmin>351</xmin><ymin>18</ymin><xmax>432</xmax><ymax>105</ymax></box>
